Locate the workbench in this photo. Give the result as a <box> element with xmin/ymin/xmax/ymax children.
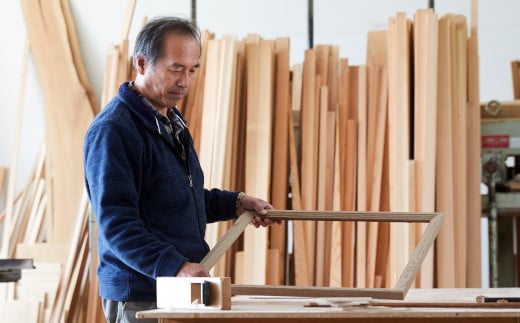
<box><xmin>137</xmin><ymin>288</ymin><xmax>520</xmax><ymax>322</ymax></box>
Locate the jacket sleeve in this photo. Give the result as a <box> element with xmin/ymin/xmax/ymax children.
<box><xmin>204</xmin><ymin>188</ymin><xmax>239</xmax><ymax>223</ymax></box>
<box><xmin>84</xmin><ymin>119</ymin><xmax>188</xmax><ymax>278</ymax></box>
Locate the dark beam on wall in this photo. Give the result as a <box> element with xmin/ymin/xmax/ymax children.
<box><xmin>308</xmin><ymin>0</ymin><xmax>314</xmax><ymax>48</ymax></box>
<box><xmin>191</xmin><ymin>0</ymin><xmax>197</xmax><ymax>21</ymax></box>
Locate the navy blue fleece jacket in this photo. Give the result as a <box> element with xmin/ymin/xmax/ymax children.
<box><xmin>83</xmin><ymin>82</ymin><xmax>239</xmax><ymax>301</ymax></box>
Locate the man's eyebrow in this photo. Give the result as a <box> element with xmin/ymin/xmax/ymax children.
<box><xmin>171</xmin><ymin>63</ymin><xmax>200</xmax><ymax>69</ymax></box>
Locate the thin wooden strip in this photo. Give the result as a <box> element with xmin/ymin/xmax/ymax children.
<box><xmin>269</xmin><ymin>37</ymin><xmax>291</xmax><ymax>285</ymax></box>
<box><xmin>387</xmin><ymin>13</ymin><xmax>412</xmax><ymax>287</ymax></box>
<box><xmin>354</xmin><ymin>65</ymin><xmax>367</xmax><ymax>288</ymax></box>
<box><xmin>231</xmin><ymin>285</ymin><xmax>404</xmax><ymax>300</ymax></box>
<box><xmin>315</xmin><ymin>86</ymin><xmax>329</xmax><ymax>286</ymax></box>
<box><xmin>413</xmin><ymin>8</ymin><xmax>438</xmax><ymax>288</ymax></box>
<box><xmin>366</xmin><ymin>65</ymin><xmax>388</xmax><ymax>288</ymax></box>
<box><xmin>394</xmin><ymin>213</ymin><xmax>444</xmax><ymax>295</ymax></box>
<box><xmin>242</xmin><ymin>40</ymin><xmax>274</xmax><ymax>284</ymax></box>
<box><xmin>451</xmin><ymin>14</ymin><xmax>468</xmax><ymax>288</ymax></box>
<box><xmin>466</xmin><ymin>0</ymin><xmax>482</xmax><ymax>288</ymax></box>
<box><xmin>435</xmin><ymin>15</ymin><xmax>456</xmax><ymax>288</ymax></box>
<box><xmin>342</xmin><ymin>120</ymin><xmax>357</xmax><ymax>287</ymax></box>
<box><xmin>289</xmin><ymin>101</ymin><xmax>310</xmax><ymax>286</ymax></box>
<box><xmin>201</xmin><ymin>212</ymin><xmax>255</xmax><ymax>271</ymax></box>
<box><xmin>300</xmin><ymin>49</ymin><xmax>317</xmax><ymax>284</ymax></box>
<box><xmin>329</xmin><ymin>118</ymin><xmax>342</xmax><ymax>287</ymax></box>
<box><xmin>263</xmin><ymin>210</ymin><xmax>434</xmax><ymax>222</ymax></box>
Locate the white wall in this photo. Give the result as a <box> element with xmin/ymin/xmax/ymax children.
<box><xmin>0</xmin><ymin>0</ymin><xmax>519</xmax><ymax>204</ymax></box>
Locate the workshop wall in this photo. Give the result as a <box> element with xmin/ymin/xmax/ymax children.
<box><xmin>0</xmin><ymin>0</ymin><xmax>518</xmax><ymax>216</ymax></box>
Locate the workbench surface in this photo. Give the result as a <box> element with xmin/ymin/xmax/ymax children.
<box><xmin>137</xmin><ymin>288</ymin><xmax>520</xmax><ymax>322</ymax></box>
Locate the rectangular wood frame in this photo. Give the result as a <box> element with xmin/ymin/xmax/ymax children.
<box><xmin>201</xmin><ymin>210</ymin><xmax>443</xmax><ymax>300</ymax></box>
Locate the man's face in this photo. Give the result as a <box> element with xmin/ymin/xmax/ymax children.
<box><xmin>138</xmin><ymin>33</ymin><xmax>200</xmax><ymax>109</ymax></box>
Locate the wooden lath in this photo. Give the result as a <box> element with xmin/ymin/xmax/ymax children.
<box><xmin>200</xmin><ymin>210</ymin><xmax>443</xmax><ymax>300</ymax></box>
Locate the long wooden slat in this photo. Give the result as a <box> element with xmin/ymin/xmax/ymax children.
<box><xmin>232</xmin><ymin>285</ymin><xmax>404</xmax><ymax>300</ymax></box>
<box><xmin>366</xmin><ymin>65</ymin><xmax>388</xmax><ymax>288</ymax></box>
<box><xmin>269</xmin><ymin>37</ymin><xmax>291</xmax><ymax>285</ymax></box>
<box><xmin>387</xmin><ymin>13</ymin><xmax>412</xmax><ymax>287</ymax></box>
<box><xmin>435</xmin><ymin>15</ymin><xmax>457</xmax><ymax>288</ymax></box>
<box><xmin>342</xmin><ymin>120</ymin><xmax>357</xmax><ymax>287</ymax></box>
<box><xmin>466</xmin><ymin>0</ymin><xmax>482</xmax><ymax>288</ymax></box>
<box><xmin>288</xmin><ymin>99</ymin><xmax>310</xmax><ymax>286</ymax></box>
<box><xmin>242</xmin><ymin>40</ymin><xmax>274</xmax><ymax>284</ymax></box>
<box><xmin>413</xmin><ymin>9</ymin><xmax>438</xmax><ymax>288</ymax></box>
<box><xmin>354</xmin><ymin>65</ymin><xmax>367</xmax><ymax>288</ymax></box>
<box><xmin>451</xmin><ymin>14</ymin><xmax>469</xmax><ymax>288</ymax></box>
<box><xmin>315</xmin><ymin>86</ymin><xmax>329</xmax><ymax>287</ymax></box>
<box><xmin>299</xmin><ymin>49</ymin><xmax>317</xmax><ymax>285</ymax></box>
<box><xmin>329</xmin><ymin>132</ymin><xmax>343</xmax><ymax>287</ymax></box>
<box><xmin>200</xmin><ymin>212</ymin><xmax>255</xmax><ymax>271</ymax></box>
<box><xmin>263</xmin><ymin>210</ymin><xmax>434</xmax><ymax>222</ymax></box>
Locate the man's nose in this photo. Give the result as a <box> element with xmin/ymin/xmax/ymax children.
<box><xmin>177</xmin><ymin>70</ymin><xmax>191</xmax><ymax>88</ymax></box>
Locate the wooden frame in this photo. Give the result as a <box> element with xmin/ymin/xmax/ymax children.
<box><xmin>201</xmin><ymin>210</ymin><xmax>443</xmax><ymax>300</ymax></box>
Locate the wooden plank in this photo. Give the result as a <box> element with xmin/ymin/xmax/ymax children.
<box><xmin>21</xmin><ymin>0</ymin><xmax>95</xmax><ymax>246</ymax></box>
<box><xmin>329</xmin><ymin>119</ymin><xmax>343</xmax><ymax>287</ymax></box>
<box><xmin>242</xmin><ymin>40</ymin><xmax>274</xmax><ymax>284</ymax></box>
<box><xmin>342</xmin><ymin>120</ymin><xmax>357</xmax><ymax>287</ymax></box>
<box><xmin>232</xmin><ymin>285</ymin><xmax>404</xmax><ymax>300</ymax></box>
<box><xmin>288</xmin><ymin>101</ymin><xmax>310</xmax><ymax>286</ymax></box>
<box><xmin>366</xmin><ymin>65</ymin><xmax>388</xmax><ymax>288</ymax></box>
<box><xmin>269</xmin><ymin>37</ymin><xmax>291</xmax><ymax>285</ymax></box>
<box><xmin>387</xmin><ymin>13</ymin><xmax>412</xmax><ymax>287</ymax></box>
<box><xmin>451</xmin><ymin>14</ymin><xmax>469</xmax><ymax>288</ymax></box>
<box><xmin>435</xmin><ymin>15</ymin><xmax>456</xmax><ymax>288</ymax></box>
<box><xmin>201</xmin><ymin>212</ymin><xmax>255</xmax><ymax>272</ymax></box>
<box><xmin>354</xmin><ymin>66</ymin><xmax>367</xmax><ymax>288</ymax></box>
<box><xmin>315</xmin><ymin>86</ymin><xmax>329</xmax><ymax>287</ymax></box>
<box><xmin>300</xmin><ymin>48</ymin><xmax>317</xmax><ymax>285</ymax></box>
<box><xmin>262</xmin><ymin>210</ymin><xmax>434</xmax><ymax>222</ymax></box>
<box><xmin>466</xmin><ymin>0</ymin><xmax>482</xmax><ymax>288</ymax></box>
<box><xmin>413</xmin><ymin>9</ymin><xmax>438</xmax><ymax>288</ymax></box>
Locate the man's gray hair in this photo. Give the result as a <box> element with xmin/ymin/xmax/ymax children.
<box><xmin>133</xmin><ymin>16</ymin><xmax>201</xmax><ymax>69</ymax></box>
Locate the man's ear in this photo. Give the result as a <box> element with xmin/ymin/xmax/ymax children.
<box><xmin>135</xmin><ymin>56</ymin><xmax>147</xmax><ymax>75</ymax></box>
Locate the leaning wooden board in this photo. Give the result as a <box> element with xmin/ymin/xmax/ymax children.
<box><xmin>387</xmin><ymin>13</ymin><xmax>412</xmax><ymax>287</ymax></box>
<box><xmin>413</xmin><ymin>9</ymin><xmax>438</xmax><ymax>288</ymax></box>
<box><xmin>466</xmin><ymin>0</ymin><xmax>482</xmax><ymax>288</ymax></box>
<box><xmin>242</xmin><ymin>40</ymin><xmax>274</xmax><ymax>284</ymax></box>
<box><xmin>21</xmin><ymin>0</ymin><xmax>95</xmax><ymax>249</ymax></box>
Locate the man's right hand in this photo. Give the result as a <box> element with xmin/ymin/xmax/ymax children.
<box><xmin>176</xmin><ymin>262</ymin><xmax>209</xmax><ymax>277</ymax></box>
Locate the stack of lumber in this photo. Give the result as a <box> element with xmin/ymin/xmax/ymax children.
<box><xmin>0</xmin><ymin>2</ymin><xmax>481</xmax><ymax>322</ymax></box>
